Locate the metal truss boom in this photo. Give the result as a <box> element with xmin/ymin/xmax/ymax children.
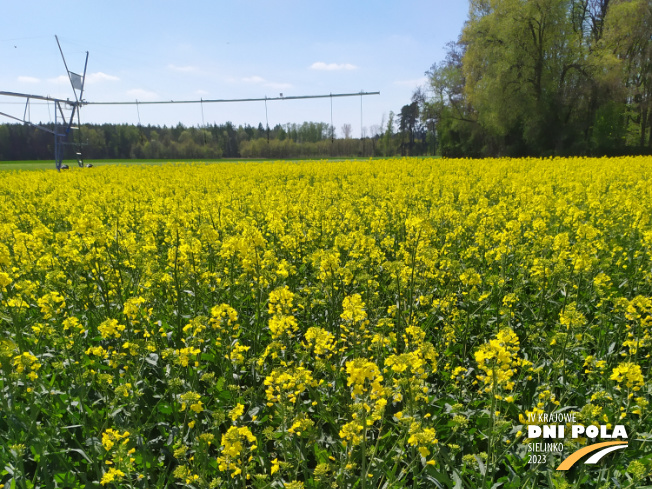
<box><xmin>0</xmin><ymin>90</ymin><xmax>73</xmax><ymax>105</ymax></box>
<box><xmin>0</xmin><ymin>108</ymin><xmax>56</xmax><ymax>134</ymax></box>
<box><xmin>85</xmin><ymin>91</ymin><xmax>381</xmax><ymax>106</ymax></box>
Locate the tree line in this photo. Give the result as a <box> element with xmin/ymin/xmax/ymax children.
<box><xmin>421</xmin><ymin>0</ymin><xmax>652</xmax><ymax>156</ymax></box>
<box><xmin>0</xmin><ymin>118</ymin><xmax>424</xmax><ymax>161</ymax></box>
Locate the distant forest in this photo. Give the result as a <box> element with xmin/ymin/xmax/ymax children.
<box><xmin>0</xmin><ymin>119</ymin><xmax>426</xmax><ymax>161</ymax></box>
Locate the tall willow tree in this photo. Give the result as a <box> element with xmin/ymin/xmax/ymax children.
<box><xmin>462</xmin><ymin>0</ymin><xmax>595</xmax><ymax>154</ymax></box>
<box><xmin>427</xmin><ymin>0</ymin><xmax>651</xmax><ymax>156</ymax></box>
<box><xmin>599</xmin><ymin>0</ymin><xmax>652</xmax><ymax>148</ymax></box>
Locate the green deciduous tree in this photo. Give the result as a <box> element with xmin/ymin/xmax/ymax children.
<box><xmin>423</xmin><ymin>0</ymin><xmax>651</xmax><ymax>156</ymax></box>
<box><xmin>462</xmin><ymin>0</ymin><xmax>591</xmax><ymax>154</ymax></box>
<box><xmin>599</xmin><ymin>0</ymin><xmax>652</xmax><ymax>148</ymax></box>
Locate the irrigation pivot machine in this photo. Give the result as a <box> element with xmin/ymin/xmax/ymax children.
<box><xmin>0</xmin><ymin>36</ymin><xmax>88</xmax><ymax>170</ymax></box>
<box><xmin>0</xmin><ymin>36</ymin><xmax>380</xmax><ymax>170</ymax></box>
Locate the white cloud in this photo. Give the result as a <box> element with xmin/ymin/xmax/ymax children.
<box><xmin>310</xmin><ymin>62</ymin><xmax>357</xmax><ymax>71</ymax></box>
<box><xmin>168</xmin><ymin>64</ymin><xmax>197</xmax><ymax>73</ymax></box>
<box><xmin>264</xmin><ymin>81</ymin><xmax>293</xmax><ymax>90</ymax></box>
<box><xmin>242</xmin><ymin>75</ymin><xmax>266</xmax><ymax>84</ymax></box>
<box><xmin>126</xmin><ymin>89</ymin><xmax>158</xmax><ymax>101</ymax></box>
<box><xmin>48</xmin><ymin>75</ymin><xmax>70</xmax><ymax>85</ymax></box>
<box><xmin>241</xmin><ymin>76</ymin><xmax>292</xmax><ymax>90</ymax></box>
<box><xmin>196</xmin><ymin>89</ymin><xmax>210</xmax><ymax>96</ymax></box>
<box><xmin>17</xmin><ymin>76</ymin><xmax>40</xmax><ymax>84</ymax></box>
<box><xmin>38</xmin><ymin>72</ymin><xmax>118</xmax><ymax>88</ymax></box>
<box><xmin>86</xmin><ymin>72</ymin><xmax>120</xmax><ymax>83</ymax></box>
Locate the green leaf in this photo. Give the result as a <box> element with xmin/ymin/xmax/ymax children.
<box><xmin>67</xmin><ymin>448</ymin><xmax>92</xmax><ymax>463</ymax></box>
<box><xmin>158</xmin><ymin>403</ymin><xmax>173</xmax><ymax>415</ymax></box>
<box><xmin>313</xmin><ymin>445</ymin><xmax>330</xmax><ymax>464</ymax></box>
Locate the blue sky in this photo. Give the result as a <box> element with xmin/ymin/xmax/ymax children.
<box><xmin>1</xmin><ymin>1</ymin><xmax>469</xmax><ymax>137</ymax></box>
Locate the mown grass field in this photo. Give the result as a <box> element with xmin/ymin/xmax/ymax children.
<box><xmin>0</xmin><ymin>157</ymin><xmax>406</xmax><ymax>172</ymax></box>
<box><xmin>0</xmin><ymin>157</ymin><xmax>650</xmax><ymax>488</ymax></box>
<box><xmin>0</xmin><ymin>160</ymin><xmax>249</xmax><ymax>171</ymax></box>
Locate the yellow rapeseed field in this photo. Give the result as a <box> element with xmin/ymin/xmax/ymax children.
<box><xmin>0</xmin><ymin>157</ymin><xmax>650</xmax><ymax>488</ymax></box>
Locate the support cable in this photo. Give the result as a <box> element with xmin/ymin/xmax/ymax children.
<box><xmin>360</xmin><ymin>91</ymin><xmax>364</xmax><ymax>156</ymax></box>
<box><xmin>264</xmin><ymin>96</ymin><xmax>269</xmax><ymax>143</ymax></box>
<box><xmin>201</xmin><ymin>98</ymin><xmax>206</xmax><ymax>146</ymax></box>
<box><xmin>23</xmin><ymin>97</ymin><xmax>30</xmax><ymax>123</ymax></box>
<box><xmin>330</xmin><ymin>93</ymin><xmax>334</xmax><ymax>143</ymax></box>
